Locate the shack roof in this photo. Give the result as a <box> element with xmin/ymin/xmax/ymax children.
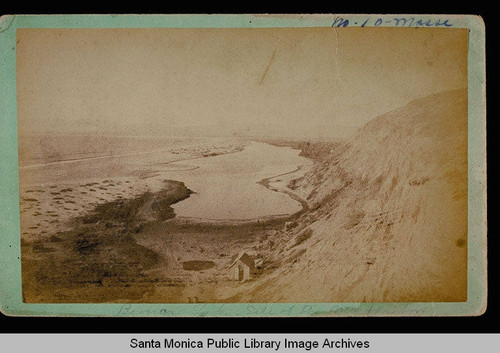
<box><xmin>229</xmin><ymin>252</ymin><xmax>255</xmax><ymax>269</ymax></box>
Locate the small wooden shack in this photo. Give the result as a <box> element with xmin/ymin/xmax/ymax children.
<box><xmin>229</xmin><ymin>252</ymin><xmax>256</xmax><ymax>281</ymax></box>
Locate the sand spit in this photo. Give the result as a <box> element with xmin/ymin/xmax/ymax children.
<box><xmin>19</xmin><ymin>138</ymin><xmax>249</xmax><ymax>241</ymax></box>
<box><xmin>257</xmin><ymin>166</ymin><xmax>310</xmax><ymax>215</ymax></box>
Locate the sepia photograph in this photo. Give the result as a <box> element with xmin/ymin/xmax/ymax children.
<box><xmin>15</xmin><ymin>25</ymin><xmax>471</xmax><ymax>305</ymax></box>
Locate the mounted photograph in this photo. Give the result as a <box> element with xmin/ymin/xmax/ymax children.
<box><xmin>0</xmin><ymin>14</ymin><xmax>486</xmax><ymax>316</ymax></box>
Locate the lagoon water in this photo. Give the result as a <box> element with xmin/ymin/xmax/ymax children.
<box><xmin>164</xmin><ymin>141</ymin><xmax>313</xmax><ymax>220</ymax></box>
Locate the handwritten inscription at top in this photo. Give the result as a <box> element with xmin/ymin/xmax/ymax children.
<box><xmin>331</xmin><ymin>16</ymin><xmax>453</xmax><ymax>28</ymax></box>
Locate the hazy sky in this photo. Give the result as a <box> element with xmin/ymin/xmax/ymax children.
<box><xmin>17</xmin><ymin>27</ymin><xmax>467</xmax><ymax>136</ymax></box>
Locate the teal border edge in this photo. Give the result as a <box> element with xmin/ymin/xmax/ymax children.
<box><xmin>0</xmin><ymin>14</ymin><xmax>487</xmax><ymax>317</ymax></box>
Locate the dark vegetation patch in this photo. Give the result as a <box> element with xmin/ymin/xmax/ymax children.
<box><xmin>345</xmin><ymin>210</ymin><xmax>366</xmax><ymax>230</ymax></box>
<box><xmin>74</xmin><ymin>234</ymin><xmax>99</xmax><ymax>254</ymax></box>
<box><xmin>287</xmin><ymin>177</ymin><xmax>302</xmax><ymax>190</ymax></box>
<box><xmin>49</xmin><ymin>234</ymin><xmax>63</xmax><ymax>242</ymax></box>
<box><xmin>293</xmin><ymin>228</ymin><xmax>313</xmax><ymax>246</ymax></box>
<box><xmin>409</xmin><ymin>176</ymin><xmax>430</xmax><ymax>186</ymax></box>
<box><xmin>290</xmin><ymin>249</ymin><xmax>307</xmax><ymax>263</ymax></box>
<box><xmin>202</xmin><ymin>152</ymin><xmax>220</xmax><ymax>157</ymax></box>
<box><xmin>23</xmin><ymin>181</ymin><xmax>193</xmax><ymax>302</ymax></box>
<box><xmin>80</xmin><ymin>180</ymin><xmax>192</xmax><ymax>226</ymax></box>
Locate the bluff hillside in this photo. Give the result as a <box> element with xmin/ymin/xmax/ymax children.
<box><xmin>239</xmin><ymin>89</ymin><xmax>468</xmax><ymax>302</ymax></box>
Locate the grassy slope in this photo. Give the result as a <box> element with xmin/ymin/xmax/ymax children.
<box><xmin>236</xmin><ymin>89</ymin><xmax>468</xmax><ymax>302</ymax></box>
